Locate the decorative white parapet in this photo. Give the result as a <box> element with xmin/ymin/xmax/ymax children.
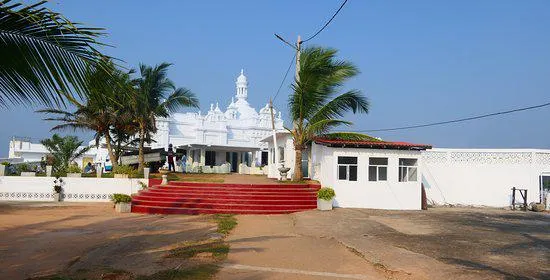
<box><xmin>0</xmin><ymin>177</ymin><xmax>147</xmax><ymax>202</ymax></box>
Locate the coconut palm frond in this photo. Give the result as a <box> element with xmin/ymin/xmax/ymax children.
<box><xmin>0</xmin><ymin>0</ymin><xmax>109</xmax><ymax>107</ymax></box>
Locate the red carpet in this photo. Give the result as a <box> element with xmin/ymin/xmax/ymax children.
<box><xmin>131</xmin><ymin>181</ymin><xmax>321</xmax><ymax>214</ymax></box>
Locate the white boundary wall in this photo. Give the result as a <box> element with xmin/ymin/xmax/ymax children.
<box><xmin>422</xmin><ymin>148</ymin><xmax>550</xmax><ymax>207</ymax></box>
<box><xmin>311</xmin><ymin>143</ymin><xmax>423</xmax><ymax>210</ymax></box>
<box><xmin>0</xmin><ymin>177</ymin><xmax>147</xmax><ymax>202</ymax></box>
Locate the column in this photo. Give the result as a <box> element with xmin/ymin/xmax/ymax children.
<box><xmin>200</xmin><ymin>148</ymin><xmax>206</xmax><ymax>166</ymax></box>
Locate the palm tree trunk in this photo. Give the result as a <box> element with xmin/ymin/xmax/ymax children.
<box><xmin>138</xmin><ymin>127</ymin><xmax>145</xmax><ymax>171</ymax></box>
<box><xmin>293</xmin><ymin>146</ymin><xmax>303</xmax><ymax>181</ymax></box>
<box><xmin>104</xmin><ymin>132</ymin><xmax>118</xmax><ymax>169</ymax></box>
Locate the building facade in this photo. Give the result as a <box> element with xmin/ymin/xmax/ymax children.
<box><xmin>6</xmin><ymin>70</ymin><xmax>284</xmax><ymax>174</ymax></box>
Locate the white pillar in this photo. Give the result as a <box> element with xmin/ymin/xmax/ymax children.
<box><xmin>200</xmin><ymin>148</ymin><xmax>206</xmax><ymax>166</ymax></box>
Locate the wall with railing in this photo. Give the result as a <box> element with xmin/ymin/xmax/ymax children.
<box><xmin>0</xmin><ymin>177</ymin><xmax>147</xmax><ymax>202</ymax></box>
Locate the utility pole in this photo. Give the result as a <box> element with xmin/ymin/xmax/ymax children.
<box><xmin>269</xmin><ymin>97</ymin><xmax>279</xmax><ymax>172</ymax></box>
<box><xmin>295</xmin><ymin>35</ymin><xmax>302</xmax><ymax>82</ymax></box>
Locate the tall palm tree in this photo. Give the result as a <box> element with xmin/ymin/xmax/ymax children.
<box><xmin>38</xmin><ymin>62</ymin><xmax>135</xmax><ymax>168</ymax></box>
<box><xmin>132</xmin><ymin>63</ymin><xmax>199</xmax><ymax>170</ymax></box>
<box><xmin>40</xmin><ymin>134</ymin><xmax>91</xmax><ymax>173</ymax></box>
<box><xmin>288</xmin><ymin>46</ymin><xmax>370</xmax><ymax>181</ymax></box>
<box><xmin>0</xmin><ymin>0</ymin><xmax>108</xmax><ymax>107</ymax></box>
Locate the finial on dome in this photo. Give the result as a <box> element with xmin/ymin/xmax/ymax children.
<box><xmin>210</xmin><ymin>103</ymin><xmax>214</xmax><ymax>111</ymax></box>
<box><xmin>241</xmin><ymin>69</ymin><xmax>244</xmax><ymax>75</ymax></box>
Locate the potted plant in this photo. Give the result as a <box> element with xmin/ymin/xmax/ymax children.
<box><xmin>0</xmin><ymin>161</ymin><xmax>9</xmax><ymax>176</ymax></box>
<box><xmin>113</xmin><ymin>165</ymin><xmax>135</xmax><ymax>179</ymax></box>
<box><xmin>317</xmin><ymin>187</ymin><xmax>336</xmax><ymax>211</ymax></box>
<box><xmin>112</xmin><ymin>193</ymin><xmax>132</xmax><ymax>213</ymax></box>
<box><xmin>66</xmin><ymin>164</ymin><xmax>82</xmax><ymax>177</ymax></box>
<box><xmin>53</xmin><ymin>177</ymin><xmax>64</xmax><ymax>202</ymax></box>
<box><xmin>45</xmin><ymin>155</ymin><xmax>55</xmax><ymax>177</ymax></box>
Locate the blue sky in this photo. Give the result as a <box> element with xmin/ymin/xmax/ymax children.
<box><xmin>1</xmin><ymin>0</ymin><xmax>550</xmax><ymax>156</ymax></box>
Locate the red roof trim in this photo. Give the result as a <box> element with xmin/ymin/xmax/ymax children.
<box><xmin>314</xmin><ymin>137</ymin><xmax>432</xmax><ymax>150</ymax></box>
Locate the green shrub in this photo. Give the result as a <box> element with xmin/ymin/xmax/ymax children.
<box><xmin>111</xmin><ymin>193</ymin><xmax>132</xmax><ymax>203</ymax></box>
<box><xmin>67</xmin><ymin>165</ymin><xmax>81</xmax><ymax>173</ymax></box>
<box><xmin>17</xmin><ymin>163</ymin><xmax>30</xmax><ymax>173</ymax></box>
<box><xmin>1</xmin><ymin>161</ymin><xmax>10</xmax><ymax>166</ymax></box>
<box><xmin>317</xmin><ymin>187</ymin><xmax>336</xmax><ymax>201</ymax></box>
<box><xmin>113</xmin><ymin>165</ymin><xmax>137</xmax><ymax>176</ymax></box>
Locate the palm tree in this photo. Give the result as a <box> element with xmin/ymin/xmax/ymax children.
<box><xmin>0</xmin><ymin>0</ymin><xmax>108</xmax><ymax>107</ymax></box>
<box><xmin>288</xmin><ymin>46</ymin><xmax>370</xmax><ymax>181</ymax></box>
<box><xmin>40</xmin><ymin>134</ymin><xmax>91</xmax><ymax>173</ymax></box>
<box><xmin>38</xmin><ymin>62</ymin><xmax>135</xmax><ymax>168</ymax></box>
<box><xmin>132</xmin><ymin>63</ymin><xmax>199</xmax><ymax>170</ymax></box>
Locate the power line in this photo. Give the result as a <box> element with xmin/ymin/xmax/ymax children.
<box><xmin>273</xmin><ymin>53</ymin><xmax>296</xmax><ymax>102</ymax></box>
<box><xmin>302</xmin><ymin>0</ymin><xmax>349</xmax><ymax>43</ymax></box>
<box><xmin>347</xmin><ymin>101</ymin><xmax>550</xmax><ymax>133</ymax></box>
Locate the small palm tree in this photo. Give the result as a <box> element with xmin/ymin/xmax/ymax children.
<box><xmin>40</xmin><ymin>134</ymin><xmax>91</xmax><ymax>173</ymax></box>
<box><xmin>38</xmin><ymin>62</ymin><xmax>135</xmax><ymax>168</ymax></box>
<box><xmin>132</xmin><ymin>63</ymin><xmax>199</xmax><ymax>170</ymax></box>
<box><xmin>0</xmin><ymin>0</ymin><xmax>108</xmax><ymax>107</ymax></box>
<box><xmin>288</xmin><ymin>46</ymin><xmax>370</xmax><ymax>181</ymax></box>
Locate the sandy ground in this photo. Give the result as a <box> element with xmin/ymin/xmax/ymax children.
<box><xmin>1</xmin><ymin>201</ymin><xmax>548</xmax><ymax>280</ymax></box>
<box><xmin>218</xmin><ymin>208</ymin><xmax>549</xmax><ymax>280</ymax></box>
<box><xmin>0</xmin><ymin>202</ymin><xmax>217</xmax><ymax>279</ymax></box>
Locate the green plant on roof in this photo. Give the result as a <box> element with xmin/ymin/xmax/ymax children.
<box><xmin>111</xmin><ymin>193</ymin><xmax>132</xmax><ymax>204</ymax></box>
<box><xmin>317</xmin><ymin>187</ymin><xmax>336</xmax><ymax>201</ymax></box>
<box><xmin>1</xmin><ymin>161</ymin><xmax>10</xmax><ymax>166</ymax></box>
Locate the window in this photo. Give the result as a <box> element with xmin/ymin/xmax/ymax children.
<box><xmin>399</xmin><ymin>158</ymin><xmax>418</xmax><ymax>182</ymax></box>
<box><xmin>337</xmin><ymin>156</ymin><xmax>358</xmax><ymax>181</ymax></box>
<box><xmin>368</xmin><ymin>157</ymin><xmax>388</xmax><ymax>181</ymax></box>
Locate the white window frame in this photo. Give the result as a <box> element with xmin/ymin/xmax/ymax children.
<box><xmin>368</xmin><ymin>157</ymin><xmax>388</xmax><ymax>182</ymax></box>
<box><xmin>337</xmin><ymin>156</ymin><xmax>358</xmax><ymax>181</ymax></box>
<box><xmin>399</xmin><ymin>158</ymin><xmax>418</xmax><ymax>182</ymax></box>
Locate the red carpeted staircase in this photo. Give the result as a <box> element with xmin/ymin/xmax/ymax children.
<box><xmin>131</xmin><ymin>181</ymin><xmax>321</xmax><ymax>215</ymax></box>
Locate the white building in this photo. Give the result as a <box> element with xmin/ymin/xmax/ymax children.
<box><xmin>262</xmin><ymin>133</ymin><xmax>432</xmax><ymax>210</ymax></box>
<box><xmin>6</xmin><ymin>70</ymin><xmax>284</xmax><ymax>174</ymax></box>
<box><xmin>147</xmin><ymin>69</ymin><xmax>283</xmax><ymax>173</ymax></box>
<box><xmin>262</xmin><ymin>134</ymin><xmax>550</xmax><ymax>210</ymax></box>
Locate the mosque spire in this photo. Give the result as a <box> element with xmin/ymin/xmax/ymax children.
<box><xmin>235</xmin><ymin>69</ymin><xmax>248</xmax><ymax>100</ymax></box>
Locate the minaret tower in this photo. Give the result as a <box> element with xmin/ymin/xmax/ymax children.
<box><xmin>235</xmin><ymin>69</ymin><xmax>248</xmax><ymax>100</ymax></box>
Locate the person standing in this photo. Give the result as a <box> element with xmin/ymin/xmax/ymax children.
<box><xmin>180</xmin><ymin>154</ymin><xmax>187</xmax><ymax>173</ymax></box>
<box><xmin>167</xmin><ymin>144</ymin><xmax>175</xmax><ymax>172</ymax></box>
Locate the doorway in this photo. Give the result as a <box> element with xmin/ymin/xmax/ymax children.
<box><xmin>205</xmin><ymin>151</ymin><xmax>216</xmax><ymax>167</ymax></box>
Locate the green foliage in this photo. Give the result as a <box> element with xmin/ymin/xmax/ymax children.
<box><xmin>40</xmin><ymin>134</ymin><xmax>90</xmax><ymax>174</ymax></box>
<box><xmin>214</xmin><ymin>214</ymin><xmax>237</xmax><ymax>235</ymax></box>
<box><xmin>16</xmin><ymin>163</ymin><xmax>30</xmax><ymax>173</ymax></box>
<box><xmin>0</xmin><ymin>0</ymin><xmax>109</xmax><ymax>107</ymax></box>
<box><xmin>38</xmin><ymin>61</ymin><xmax>137</xmax><ymax>169</ymax></box>
<box><xmin>288</xmin><ymin>46</ymin><xmax>369</xmax><ymax>180</ymax></box>
<box><xmin>168</xmin><ymin>241</ymin><xmax>229</xmax><ymax>260</ymax></box>
<box><xmin>135</xmin><ymin>264</ymin><xmax>219</xmax><ymax>280</ymax></box>
<box><xmin>113</xmin><ymin>165</ymin><xmax>137</xmax><ymax>176</ymax></box>
<box><xmin>111</xmin><ymin>193</ymin><xmax>131</xmax><ymax>203</ymax></box>
<box><xmin>1</xmin><ymin>161</ymin><xmax>9</xmax><ymax>166</ymax></box>
<box><xmin>66</xmin><ymin>165</ymin><xmax>81</xmax><ymax>174</ymax></box>
<box><xmin>138</xmin><ymin>181</ymin><xmax>148</xmax><ymax>190</ymax></box>
<box><xmin>132</xmin><ymin>63</ymin><xmax>199</xmax><ymax>170</ymax></box>
<box><xmin>317</xmin><ymin>187</ymin><xmax>336</xmax><ymax>201</ymax></box>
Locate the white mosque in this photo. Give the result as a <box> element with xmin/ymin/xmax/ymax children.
<box><xmin>7</xmin><ymin>70</ymin><xmax>285</xmax><ymax>174</ymax></box>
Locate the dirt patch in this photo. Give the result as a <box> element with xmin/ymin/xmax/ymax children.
<box><xmin>0</xmin><ymin>202</ymin><xmax>219</xmax><ymax>279</ymax></box>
